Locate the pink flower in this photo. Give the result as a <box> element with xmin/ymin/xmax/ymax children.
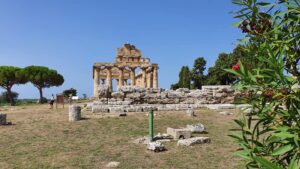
<box><xmin>232</xmin><ymin>63</ymin><xmax>240</xmax><ymax>70</ymax></box>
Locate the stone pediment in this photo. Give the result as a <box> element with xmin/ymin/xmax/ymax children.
<box><xmin>117</xmin><ymin>43</ymin><xmax>141</xmax><ymax>58</ymax></box>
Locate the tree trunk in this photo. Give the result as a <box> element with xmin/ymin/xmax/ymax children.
<box><xmin>38</xmin><ymin>87</ymin><xmax>44</xmax><ymax>104</ymax></box>
<box><xmin>7</xmin><ymin>87</ymin><xmax>15</xmax><ymax>106</ymax></box>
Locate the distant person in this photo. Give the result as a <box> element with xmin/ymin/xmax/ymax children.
<box><xmin>50</xmin><ymin>94</ymin><xmax>55</xmax><ymax>109</ymax></box>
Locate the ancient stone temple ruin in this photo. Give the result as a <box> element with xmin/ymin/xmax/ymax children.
<box><xmin>93</xmin><ymin>44</ymin><xmax>159</xmax><ymax>97</ymax></box>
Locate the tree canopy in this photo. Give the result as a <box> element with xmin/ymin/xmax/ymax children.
<box><xmin>191</xmin><ymin>57</ymin><xmax>206</xmax><ymax>89</ymax></box>
<box><xmin>63</xmin><ymin>88</ymin><xmax>77</xmax><ymax>97</ymax></box>
<box><xmin>24</xmin><ymin>66</ymin><xmax>64</xmax><ymax>103</ymax></box>
<box><xmin>0</xmin><ymin>66</ymin><xmax>27</xmax><ymax>105</ymax></box>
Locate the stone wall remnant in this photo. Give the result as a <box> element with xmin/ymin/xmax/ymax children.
<box><xmin>92</xmin><ymin>85</ymin><xmax>237</xmax><ymax>113</ymax></box>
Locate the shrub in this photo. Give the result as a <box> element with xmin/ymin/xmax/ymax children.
<box><xmin>228</xmin><ymin>0</ymin><xmax>300</xmax><ymax>168</ymax></box>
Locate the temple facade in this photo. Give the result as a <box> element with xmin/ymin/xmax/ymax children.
<box><xmin>93</xmin><ymin>44</ymin><xmax>159</xmax><ymax>97</ymax></box>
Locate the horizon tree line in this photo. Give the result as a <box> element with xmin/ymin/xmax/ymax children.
<box><xmin>171</xmin><ymin>44</ymin><xmax>259</xmax><ymax>89</ymax></box>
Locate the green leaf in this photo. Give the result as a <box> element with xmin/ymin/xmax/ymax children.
<box><xmin>256</xmin><ymin>2</ymin><xmax>276</xmax><ymax>7</ymax></box>
<box><xmin>273</xmin><ymin>132</ymin><xmax>295</xmax><ymax>139</ymax></box>
<box><xmin>288</xmin><ymin>154</ymin><xmax>300</xmax><ymax>169</ymax></box>
<box><xmin>232</xmin><ymin>20</ymin><xmax>243</xmax><ymax>27</ymax></box>
<box><xmin>234</xmin><ymin>151</ymin><xmax>252</xmax><ymax>160</ymax></box>
<box><xmin>253</xmin><ymin>156</ymin><xmax>283</xmax><ymax>169</ymax></box>
<box><xmin>271</xmin><ymin>144</ymin><xmax>293</xmax><ymax>156</ymax></box>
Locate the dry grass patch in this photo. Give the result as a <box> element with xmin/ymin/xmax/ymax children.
<box><xmin>0</xmin><ymin>104</ymin><xmax>244</xmax><ymax>169</ymax></box>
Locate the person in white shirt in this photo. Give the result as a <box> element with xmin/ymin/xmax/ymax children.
<box><xmin>50</xmin><ymin>94</ymin><xmax>55</xmax><ymax>109</ymax></box>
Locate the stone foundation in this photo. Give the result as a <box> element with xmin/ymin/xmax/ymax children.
<box><xmin>92</xmin><ymin>85</ymin><xmax>237</xmax><ymax>113</ymax></box>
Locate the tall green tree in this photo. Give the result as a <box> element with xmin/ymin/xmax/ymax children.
<box><xmin>0</xmin><ymin>66</ymin><xmax>27</xmax><ymax>105</ymax></box>
<box><xmin>24</xmin><ymin>66</ymin><xmax>64</xmax><ymax>103</ymax></box>
<box><xmin>206</xmin><ymin>53</ymin><xmax>237</xmax><ymax>85</ymax></box>
<box><xmin>191</xmin><ymin>57</ymin><xmax>206</xmax><ymax>89</ymax></box>
<box><xmin>178</xmin><ymin>66</ymin><xmax>191</xmax><ymax>89</ymax></box>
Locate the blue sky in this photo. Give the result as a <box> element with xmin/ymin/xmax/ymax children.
<box><xmin>0</xmin><ymin>0</ymin><xmax>243</xmax><ymax>99</ymax></box>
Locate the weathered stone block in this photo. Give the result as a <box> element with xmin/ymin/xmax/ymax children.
<box><xmin>167</xmin><ymin>127</ymin><xmax>191</xmax><ymax>140</ymax></box>
<box><xmin>109</xmin><ymin>107</ymin><xmax>125</xmax><ymax>113</ymax></box>
<box><xmin>186</xmin><ymin>123</ymin><xmax>206</xmax><ymax>133</ymax></box>
<box><xmin>177</xmin><ymin>137</ymin><xmax>211</xmax><ymax>146</ymax></box>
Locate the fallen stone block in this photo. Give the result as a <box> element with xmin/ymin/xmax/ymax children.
<box><xmin>177</xmin><ymin>137</ymin><xmax>211</xmax><ymax>146</ymax></box>
<box><xmin>153</xmin><ymin>133</ymin><xmax>173</xmax><ymax>140</ymax></box>
<box><xmin>186</xmin><ymin>123</ymin><xmax>206</xmax><ymax>133</ymax></box>
<box><xmin>167</xmin><ymin>127</ymin><xmax>191</xmax><ymax>140</ymax></box>
<box><xmin>147</xmin><ymin>141</ymin><xmax>166</xmax><ymax>152</ymax></box>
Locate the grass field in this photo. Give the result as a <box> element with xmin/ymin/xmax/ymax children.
<box><xmin>0</xmin><ymin>104</ymin><xmax>244</xmax><ymax>169</ymax></box>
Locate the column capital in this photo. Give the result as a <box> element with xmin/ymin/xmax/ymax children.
<box><xmin>118</xmin><ymin>66</ymin><xmax>125</xmax><ymax>70</ymax></box>
<box><xmin>129</xmin><ymin>66</ymin><xmax>136</xmax><ymax>71</ymax></box>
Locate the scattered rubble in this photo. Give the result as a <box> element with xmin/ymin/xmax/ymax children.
<box><xmin>147</xmin><ymin>141</ymin><xmax>166</xmax><ymax>152</ymax></box>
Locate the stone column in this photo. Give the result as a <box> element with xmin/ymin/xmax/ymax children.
<box><xmin>141</xmin><ymin>67</ymin><xmax>147</xmax><ymax>88</ymax></box>
<box><xmin>146</xmin><ymin>67</ymin><xmax>153</xmax><ymax>88</ymax></box>
<box><xmin>69</xmin><ymin>105</ymin><xmax>81</xmax><ymax>122</ymax></box>
<box><xmin>153</xmin><ymin>66</ymin><xmax>158</xmax><ymax>89</ymax></box>
<box><xmin>106</xmin><ymin>67</ymin><xmax>113</xmax><ymax>92</ymax></box>
<box><xmin>93</xmin><ymin>68</ymin><xmax>100</xmax><ymax>97</ymax></box>
<box><xmin>130</xmin><ymin>67</ymin><xmax>136</xmax><ymax>87</ymax></box>
<box><xmin>118</xmin><ymin>67</ymin><xmax>124</xmax><ymax>89</ymax></box>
